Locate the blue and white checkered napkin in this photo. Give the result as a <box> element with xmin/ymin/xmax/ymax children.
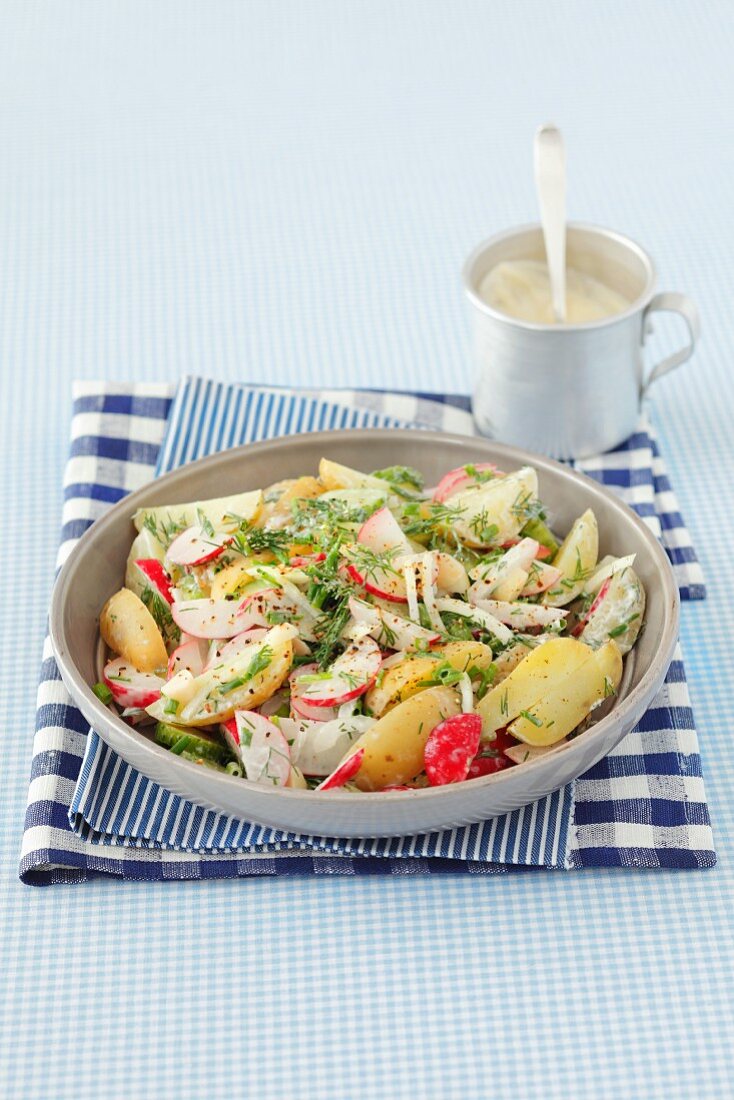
<box><xmin>20</xmin><ymin>378</ymin><xmax>714</xmax><ymax>885</ymax></box>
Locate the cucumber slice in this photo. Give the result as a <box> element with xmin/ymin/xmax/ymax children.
<box><xmin>154</xmin><ymin>722</ymin><xmax>233</xmax><ymax>765</ymax></box>
<box><xmin>521</xmin><ymin>516</ymin><xmax>560</xmax><ymax>556</ymax></box>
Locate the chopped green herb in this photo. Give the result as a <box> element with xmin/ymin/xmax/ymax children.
<box><xmin>92</xmin><ymin>682</ymin><xmax>113</xmax><ymax>705</ymax></box>
<box><xmin>519</xmin><ymin>709</ymin><xmax>543</xmax><ymax>728</ymax></box>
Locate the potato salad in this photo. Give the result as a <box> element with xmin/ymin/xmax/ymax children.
<box><xmin>93</xmin><ymin>457</ymin><xmax>645</xmax><ymax>792</ymax></box>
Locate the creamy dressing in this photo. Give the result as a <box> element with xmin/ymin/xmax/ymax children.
<box><xmin>480</xmin><ymin>259</ymin><xmax>630</xmax><ymax>324</ymax></box>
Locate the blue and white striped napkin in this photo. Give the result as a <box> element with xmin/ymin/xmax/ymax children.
<box><xmin>20</xmin><ymin>378</ymin><xmax>714</xmax><ymax>885</ymax></box>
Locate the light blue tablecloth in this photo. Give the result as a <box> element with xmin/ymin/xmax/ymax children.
<box><xmin>1</xmin><ymin>2</ymin><xmax>732</xmax><ymax>1097</ymax></box>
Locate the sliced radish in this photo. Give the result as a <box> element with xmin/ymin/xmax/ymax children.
<box><xmin>346</xmin><ymin>506</ymin><xmax>413</xmax><ymax>602</ymax></box>
<box><xmin>424</xmin><ymin>713</ymin><xmax>482</xmax><ymax>785</ymax></box>
<box><xmin>469</xmin><ymin>598</ymin><xmax>566</xmax><ymax>630</ymax></box>
<box><xmin>501</xmin><ymin>538</ymin><xmax>552</xmax><ymax>561</ymax></box>
<box><xmin>289</xmin><ymin>552</ymin><xmax>327</xmax><ymax>568</ymax></box>
<box><xmin>294</xmin><ymin>638</ymin><xmax>382</xmax><ymax>707</ymax></box>
<box><xmin>467</xmin><ymin>752</ymin><xmax>511</xmax><ymax>778</ymax></box>
<box><xmin>519</xmin><ymin>561</ymin><xmax>562</xmax><ymax>597</ymax></box>
<box><xmin>167</xmin><ymin>637</ymin><xmax>208</xmax><ymax>679</ymax></box>
<box><xmin>357</xmin><ymin>506</ymin><xmax>412</xmax><ymax>556</ymax></box>
<box><xmin>216</xmin><ymin>628</ymin><xmax>269</xmax><ymax>664</ymax></box>
<box><xmin>433</xmin><ymin>463</ymin><xmax>503</xmax><ymax>503</ymax></box>
<box><xmin>166</xmin><ymin>524</ymin><xmax>230</xmax><ymax>566</ymax></box>
<box><xmin>289</xmin><ymin>664</ymin><xmax>339</xmax><ymax>722</ymax></box>
<box><xmin>348</xmin><ymin>596</ymin><xmax>439</xmax><ymax>651</ymax></box>
<box><xmin>278</xmin><ymin>715</ymin><xmax>374</xmax><ymax>776</ymax></box>
<box><xmin>223</xmin><ymin>711</ymin><xmax>291</xmax><ymax>786</ymax></box>
<box><xmin>171</xmin><ymin>598</ymin><xmax>244</xmax><ymax>639</ymax></box>
<box><xmin>237</xmin><ymin>583</ymin><xmax>318</xmax><ymax>640</ymax></box>
<box><xmin>583</xmin><ymin>554</ymin><xmax>636</xmax><ymax>596</ymax></box>
<box><xmin>103</xmin><ymin>656</ymin><xmax>165</xmax><ymax>708</ymax></box>
<box><xmin>571</xmin><ymin>578</ymin><xmax>611</xmax><ymax>637</ymax></box>
<box><xmin>134</xmin><ymin>558</ymin><xmax>174</xmax><ymax>604</ymax></box>
<box><xmin>315</xmin><ymin>747</ymin><xmax>366</xmax><ymax>790</ymax></box>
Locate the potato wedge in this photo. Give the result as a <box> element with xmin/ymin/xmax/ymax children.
<box><xmin>146</xmin><ymin>624</ymin><xmax>295</xmax><ymax>728</ymax></box>
<box><xmin>365</xmin><ymin>640</ymin><xmax>495</xmax><ymax>718</ymax></box>
<box><xmin>210</xmin><ymin>557</ymin><xmax>274</xmax><ymax>600</ymax></box>
<box><xmin>260</xmin><ymin>476</ymin><xmax>323</xmax><ymax>527</ymax></box>
<box><xmin>543</xmin><ymin>509</ymin><xmax>598</xmax><ymax>607</ymax></box>
<box><xmin>352</xmin><ymin>685</ymin><xmax>461</xmax><ymax>790</ymax></box>
<box><xmin>476</xmin><ymin>636</ymin><xmax>593</xmax><ymax>738</ymax></box>
<box><xmin>451</xmin><ymin>467</ymin><xmax>539</xmax><ymax>547</ymax></box>
<box><xmin>133</xmin><ymin>490</ymin><xmax>263</xmax><ymax>545</ymax></box>
<box><xmin>508</xmin><ymin>640</ymin><xmax>623</xmax><ymax>746</ymax></box>
<box><xmin>100</xmin><ymin>588</ymin><xmax>168</xmax><ymax>673</ymax></box>
<box><xmin>318</xmin><ymin>458</ymin><xmax>387</xmax><ymax>493</ymax></box>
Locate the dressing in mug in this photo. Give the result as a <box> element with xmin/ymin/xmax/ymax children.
<box><xmin>480</xmin><ymin>259</ymin><xmax>630</xmax><ymax>324</ymax></box>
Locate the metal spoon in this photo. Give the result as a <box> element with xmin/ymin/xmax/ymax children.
<box><xmin>534</xmin><ymin>123</ymin><xmax>567</xmax><ymax>323</ymax></box>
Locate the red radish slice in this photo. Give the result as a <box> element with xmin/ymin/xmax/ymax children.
<box><xmin>347</xmin><ymin>506</ymin><xmax>412</xmax><ymax>602</ymax></box>
<box><xmin>316</xmin><ymin>748</ymin><xmax>365</xmax><ymax>791</ymax></box>
<box><xmin>433</xmin><ymin>463</ymin><xmax>503</xmax><ymax>504</ymax></box>
<box><xmin>289</xmin><ymin>664</ymin><xmax>339</xmax><ymax>722</ymax></box>
<box><xmin>467</xmin><ymin>752</ymin><xmax>511</xmax><ymax>778</ymax></box>
<box><xmin>166</xmin><ymin>524</ymin><xmax>230</xmax><ymax>566</ymax></box>
<box><xmin>215</xmin><ymin>628</ymin><xmax>269</xmax><ymax>663</ymax></box>
<box><xmin>295</xmin><ymin>638</ymin><xmax>382</xmax><ymax>707</ymax></box>
<box><xmin>500</xmin><ymin>539</ymin><xmax>551</xmax><ymax>561</ymax></box>
<box><xmin>519</xmin><ymin>561</ymin><xmax>562</xmax><ymax>597</ymax></box>
<box><xmin>135</xmin><ymin>559</ymin><xmax>174</xmax><ymax>604</ymax></box>
<box><xmin>346</xmin><ymin>562</ymin><xmax>407</xmax><ymax>603</ymax></box>
<box><xmin>424</xmin><ymin>713</ymin><xmax>482</xmax><ymax>786</ymax></box>
<box><xmin>571</xmin><ymin>577</ymin><xmax>611</xmax><ymax>637</ymax></box>
<box><xmin>103</xmin><ymin>657</ymin><xmax>165</xmax><ymax>709</ymax></box>
<box><xmin>237</xmin><ymin>587</ymin><xmax>317</xmax><ymax>639</ymax></box>
<box><xmin>289</xmin><ymin>552</ymin><xmax>326</xmax><ymax>567</ymax></box>
<box><xmin>223</xmin><ymin>711</ymin><xmax>291</xmax><ymax>786</ymax></box>
<box><xmin>171</xmin><ymin>598</ymin><xmax>244</xmax><ymax>639</ymax></box>
<box><xmin>357</xmin><ymin>506</ymin><xmax>412</xmax><ymax>556</ymax></box>
<box><xmin>167</xmin><ymin>637</ymin><xmax>208</xmax><ymax>679</ymax></box>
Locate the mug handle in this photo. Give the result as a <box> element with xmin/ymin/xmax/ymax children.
<box><xmin>641</xmin><ymin>292</ymin><xmax>700</xmax><ymax>397</ymax></box>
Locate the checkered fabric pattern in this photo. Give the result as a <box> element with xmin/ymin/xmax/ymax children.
<box><xmin>19</xmin><ymin>379</ymin><xmax>713</xmax><ymax>885</ymax></box>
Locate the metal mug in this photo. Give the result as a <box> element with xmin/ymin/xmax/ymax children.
<box><xmin>463</xmin><ymin>223</ymin><xmax>700</xmax><ymax>459</ymax></box>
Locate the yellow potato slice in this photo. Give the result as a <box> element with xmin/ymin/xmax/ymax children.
<box><xmin>543</xmin><ymin>509</ymin><xmax>599</xmax><ymax>607</ymax></box>
<box><xmin>365</xmin><ymin>640</ymin><xmax>495</xmax><ymax>718</ymax></box>
<box><xmin>451</xmin><ymin>467</ymin><xmax>539</xmax><ymax>548</ymax></box>
<box><xmin>260</xmin><ymin>476</ymin><xmax>323</xmax><ymax>527</ymax></box>
<box><xmin>209</xmin><ymin>557</ymin><xmax>275</xmax><ymax>600</ymax></box>
<box><xmin>508</xmin><ymin>640</ymin><xmax>623</xmax><ymax>746</ymax></box>
<box><xmin>352</xmin><ymin>685</ymin><xmax>462</xmax><ymax>791</ymax></box>
<box><xmin>100</xmin><ymin>588</ymin><xmax>168</xmax><ymax>673</ymax></box>
<box><xmin>476</xmin><ymin>636</ymin><xmax>593</xmax><ymax>738</ymax></box>
<box><xmin>318</xmin><ymin>458</ymin><xmax>387</xmax><ymax>493</ymax></box>
<box><xmin>133</xmin><ymin>490</ymin><xmax>263</xmax><ymax>544</ymax></box>
<box><xmin>146</xmin><ymin>624</ymin><xmax>295</xmax><ymax>727</ymax></box>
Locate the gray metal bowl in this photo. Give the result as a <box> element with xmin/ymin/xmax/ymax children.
<box><xmin>49</xmin><ymin>429</ymin><xmax>679</xmax><ymax>838</ymax></box>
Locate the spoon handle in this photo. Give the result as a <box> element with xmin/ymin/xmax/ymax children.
<box><xmin>534</xmin><ymin>123</ymin><xmax>567</xmax><ymax>323</ymax></box>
